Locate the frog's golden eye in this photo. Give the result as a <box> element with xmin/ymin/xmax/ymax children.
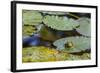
<box><xmin>65</xmin><ymin>41</ymin><xmax>74</xmax><ymax>48</ymax></box>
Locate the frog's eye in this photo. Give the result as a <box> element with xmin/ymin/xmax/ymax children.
<box><xmin>65</xmin><ymin>41</ymin><xmax>74</xmax><ymax>48</ymax></box>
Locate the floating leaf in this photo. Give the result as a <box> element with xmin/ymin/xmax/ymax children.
<box><xmin>23</xmin><ymin>25</ymin><xmax>37</xmax><ymax>36</ymax></box>
<box><xmin>43</xmin><ymin>15</ymin><xmax>79</xmax><ymax>31</ymax></box>
<box><xmin>76</xmin><ymin>17</ymin><xmax>91</xmax><ymax>37</ymax></box>
<box><xmin>42</xmin><ymin>11</ymin><xmax>68</xmax><ymax>15</ymax></box>
<box><xmin>23</xmin><ymin>10</ymin><xmax>42</xmax><ymax>25</ymax></box>
<box><xmin>53</xmin><ymin>36</ymin><xmax>90</xmax><ymax>53</ymax></box>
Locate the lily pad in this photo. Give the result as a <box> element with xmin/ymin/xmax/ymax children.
<box><xmin>76</xmin><ymin>17</ymin><xmax>91</xmax><ymax>37</ymax></box>
<box><xmin>42</xmin><ymin>11</ymin><xmax>68</xmax><ymax>15</ymax></box>
<box><xmin>23</xmin><ymin>10</ymin><xmax>43</xmax><ymax>25</ymax></box>
<box><xmin>53</xmin><ymin>36</ymin><xmax>90</xmax><ymax>53</ymax></box>
<box><xmin>43</xmin><ymin>15</ymin><xmax>79</xmax><ymax>31</ymax></box>
<box><xmin>22</xmin><ymin>25</ymin><xmax>37</xmax><ymax>36</ymax></box>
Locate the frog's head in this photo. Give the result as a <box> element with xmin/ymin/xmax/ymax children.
<box><xmin>65</xmin><ymin>41</ymin><xmax>74</xmax><ymax>48</ymax></box>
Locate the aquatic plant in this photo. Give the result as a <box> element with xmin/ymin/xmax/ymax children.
<box><xmin>23</xmin><ymin>10</ymin><xmax>42</xmax><ymax>25</ymax></box>
<box><xmin>67</xmin><ymin>53</ymin><xmax>91</xmax><ymax>60</ymax></box>
<box><xmin>22</xmin><ymin>46</ymin><xmax>91</xmax><ymax>62</ymax></box>
<box><xmin>41</xmin><ymin>11</ymin><xmax>68</xmax><ymax>15</ymax></box>
<box><xmin>39</xmin><ymin>26</ymin><xmax>60</xmax><ymax>41</ymax></box>
<box><xmin>22</xmin><ymin>11</ymin><xmax>91</xmax><ymax>62</ymax></box>
<box><xmin>43</xmin><ymin>15</ymin><xmax>79</xmax><ymax>31</ymax></box>
<box><xmin>53</xmin><ymin>36</ymin><xmax>90</xmax><ymax>53</ymax></box>
<box><xmin>76</xmin><ymin>17</ymin><xmax>91</xmax><ymax>37</ymax></box>
<box><xmin>23</xmin><ymin>25</ymin><xmax>37</xmax><ymax>36</ymax></box>
<box><xmin>22</xmin><ymin>46</ymin><xmax>69</xmax><ymax>62</ymax></box>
